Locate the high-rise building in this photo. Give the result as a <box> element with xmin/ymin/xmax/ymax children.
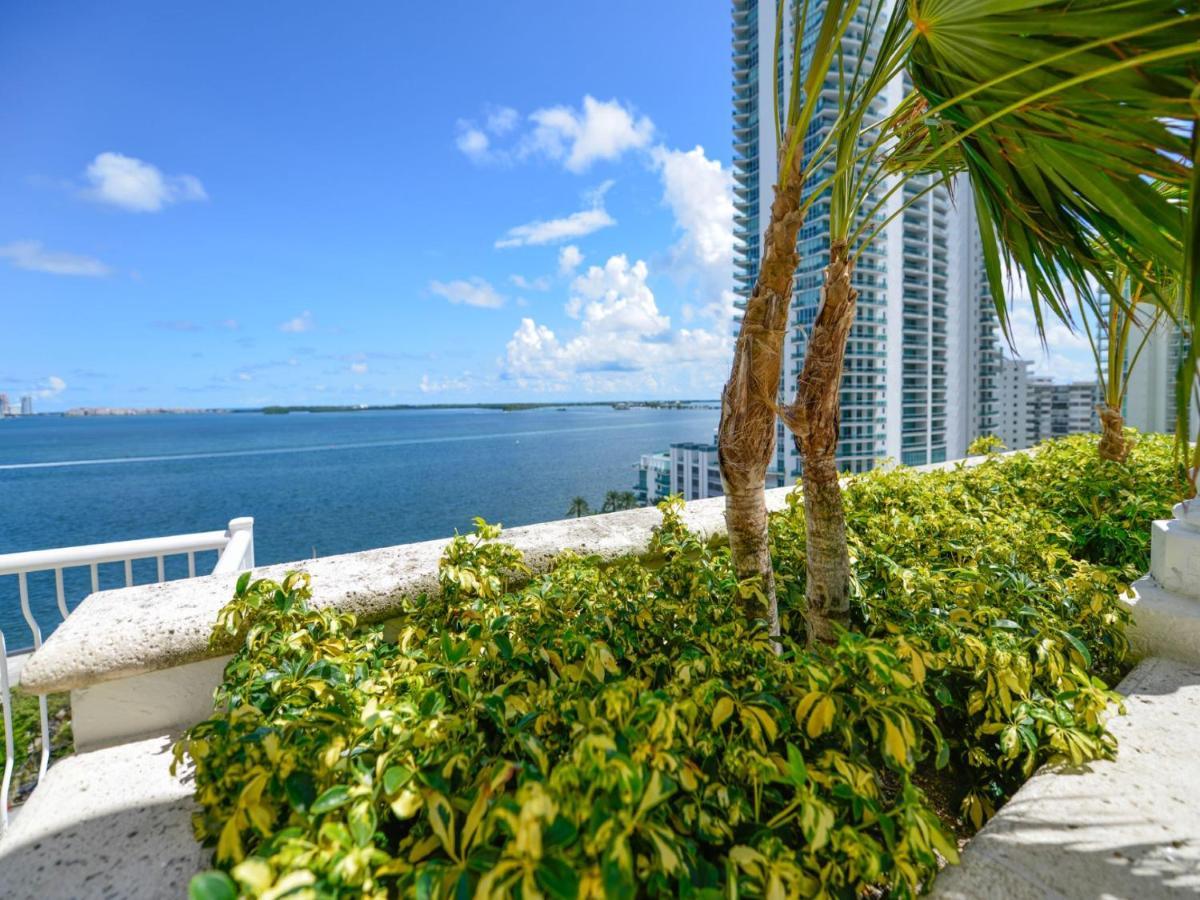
<box><xmin>0</xmin><ymin>393</ymin><xmax>10</xmax><ymax>417</ymax></box>
<box><xmin>731</xmin><ymin>0</ymin><xmax>1001</xmax><ymax>481</ymax></box>
<box><xmin>1032</xmin><ymin>380</ymin><xmax>1098</xmax><ymax>441</ymax></box>
<box><xmin>19</xmin><ymin>395</ymin><xmax>33</xmax><ymax>416</ymax></box>
<box><xmin>997</xmin><ymin>356</ymin><xmax>1035</xmax><ymax>450</ymax></box>
<box><xmin>996</xmin><ymin>361</ymin><xmax>1098</xmax><ymax>450</ymax></box>
<box><xmin>1121</xmin><ymin>302</ymin><xmax>1196</xmax><ymax>435</ymax></box>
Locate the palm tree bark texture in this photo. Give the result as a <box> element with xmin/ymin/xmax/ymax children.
<box><xmin>716</xmin><ymin>134</ymin><xmax>806</xmax><ymax>636</ymax></box>
<box><xmin>1097</xmin><ymin>404</ymin><xmax>1129</xmax><ymax>462</ymax></box>
<box><xmin>792</xmin><ymin>238</ymin><xmax>857</xmax><ymax>644</ymax></box>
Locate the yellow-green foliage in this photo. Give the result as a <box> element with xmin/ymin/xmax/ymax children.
<box><xmin>179</xmin><ymin>433</ymin><xmax>1177</xmax><ymax>899</ymax></box>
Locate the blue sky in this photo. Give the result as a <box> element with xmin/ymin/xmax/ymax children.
<box><xmin>0</xmin><ymin>2</ymin><xmax>1086</xmax><ymax>411</ymax></box>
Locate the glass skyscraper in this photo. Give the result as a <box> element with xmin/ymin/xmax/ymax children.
<box><xmin>732</xmin><ymin>0</ymin><xmax>1000</xmax><ymax>481</ymax></box>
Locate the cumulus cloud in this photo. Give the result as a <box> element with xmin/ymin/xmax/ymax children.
<box><xmin>0</xmin><ymin>240</ymin><xmax>111</xmax><ymax>277</ymax></box>
<box><xmin>429</xmin><ymin>277</ymin><xmax>505</xmax><ymax>309</ymax></box>
<box><xmin>279</xmin><ymin>311</ymin><xmax>314</xmax><ymax>333</ymax></box>
<box><xmin>1005</xmin><ymin>298</ymin><xmax>1095</xmax><ymax>382</ymax></box>
<box><xmin>486</xmin><ymin>106</ymin><xmax>519</xmax><ymax>135</ymax></box>
<box><xmin>526</xmin><ymin>96</ymin><xmax>654</xmax><ymax>173</ymax></box>
<box><xmin>502</xmin><ymin>254</ymin><xmax>730</xmax><ymax>393</ymax></box>
<box><xmin>495</xmin><ymin>182</ymin><xmax>616</xmax><ymax>249</ymax></box>
<box><xmin>82</xmin><ymin>152</ymin><xmax>207</xmax><ymax>212</ymax></box>
<box><xmin>420</xmin><ymin>372</ymin><xmax>472</xmax><ymax>393</ymax></box>
<box><xmin>350</xmin><ymin>362</ymin><xmax>368</xmax><ymax>374</ymax></box>
<box><xmin>455</xmin><ymin>126</ymin><xmax>491</xmax><ymax>163</ymax></box>
<box><xmin>455</xmin><ymin>105</ymin><xmax>522</xmax><ymax>164</ymax></box>
<box><xmin>510</xmin><ymin>273</ymin><xmax>551</xmax><ymax>291</ymax></box>
<box><xmin>35</xmin><ymin>375</ymin><xmax>67</xmax><ymax>398</ymax></box>
<box><xmin>455</xmin><ymin>97</ymin><xmax>653</xmax><ymax>173</ymax></box>
<box><xmin>653</xmin><ymin>145</ymin><xmax>738</xmax><ymax>326</ymax></box>
<box><xmin>558</xmin><ymin>244</ymin><xmax>583</xmax><ymax>276</ymax></box>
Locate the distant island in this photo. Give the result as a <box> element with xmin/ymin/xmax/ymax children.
<box><xmin>256</xmin><ymin>400</ymin><xmax>719</xmax><ymax>415</ymax></box>
<box><xmin>51</xmin><ymin>400</ymin><xmax>720</xmax><ymax>417</ymax></box>
<box><xmin>64</xmin><ymin>407</ymin><xmax>231</xmax><ymax>417</ymax></box>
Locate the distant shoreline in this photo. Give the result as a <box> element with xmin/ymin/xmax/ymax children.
<box><xmin>37</xmin><ymin>400</ymin><xmax>720</xmax><ymax>418</ymax></box>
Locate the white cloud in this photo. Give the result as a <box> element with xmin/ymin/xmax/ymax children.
<box><xmin>455</xmin><ymin>105</ymin><xmax>521</xmax><ymax>165</ymax></box>
<box><xmin>653</xmin><ymin>145</ymin><xmax>738</xmax><ymax>326</ymax></box>
<box><xmin>495</xmin><ymin>183</ymin><xmax>616</xmax><ymax>248</ymax></box>
<box><xmin>510</xmin><ymin>273</ymin><xmax>551</xmax><ymax>291</ymax></box>
<box><xmin>558</xmin><ymin>244</ymin><xmax>583</xmax><ymax>276</ymax></box>
<box><xmin>237</xmin><ymin>372</ymin><xmax>252</xmax><ymax>382</ymax></box>
<box><xmin>429</xmin><ymin>277</ymin><xmax>505</xmax><ymax>309</ymax></box>
<box><xmin>456</xmin><ymin>97</ymin><xmax>653</xmax><ymax>173</ymax></box>
<box><xmin>420</xmin><ymin>373</ymin><xmax>472</xmax><ymax>393</ymax></box>
<box><xmin>279</xmin><ymin>311</ymin><xmax>314</xmax><ymax>333</ymax></box>
<box><xmin>455</xmin><ymin>125</ymin><xmax>491</xmax><ymax>164</ymax></box>
<box><xmin>486</xmin><ymin>106</ymin><xmax>519</xmax><ymax>135</ymax></box>
<box><xmin>82</xmin><ymin>152</ymin><xmax>206</xmax><ymax>212</ymax></box>
<box><xmin>565</xmin><ymin>255</ymin><xmax>668</xmax><ymax>334</ymax></box>
<box><xmin>502</xmin><ymin>254</ymin><xmax>730</xmax><ymax>393</ymax></box>
<box><xmin>34</xmin><ymin>375</ymin><xmax>67</xmax><ymax>398</ymax></box>
<box><xmin>526</xmin><ymin>96</ymin><xmax>654</xmax><ymax>173</ymax></box>
<box><xmin>350</xmin><ymin>362</ymin><xmax>368</xmax><ymax>374</ymax></box>
<box><xmin>0</xmin><ymin>240</ymin><xmax>111</xmax><ymax>277</ymax></box>
<box><xmin>1006</xmin><ymin>300</ymin><xmax>1095</xmax><ymax>382</ymax></box>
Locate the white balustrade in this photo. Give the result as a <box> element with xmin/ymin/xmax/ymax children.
<box><xmin>0</xmin><ymin>517</ymin><xmax>253</xmax><ymax>834</ymax></box>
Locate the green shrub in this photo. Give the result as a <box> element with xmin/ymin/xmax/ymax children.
<box><xmin>178</xmin><ymin>433</ymin><xmax>1176</xmax><ymax>899</ymax></box>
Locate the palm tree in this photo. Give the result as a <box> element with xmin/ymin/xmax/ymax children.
<box><xmin>717</xmin><ymin>0</ymin><xmax>1198</xmax><ymax>640</ymax></box>
<box><xmin>717</xmin><ymin>0</ymin><xmax>871</xmax><ymax>636</ymax></box>
<box><xmin>901</xmin><ymin>0</ymin><xmax>1197</xmax><ymax>473</ymax></box>
<box><xmin>1076</xmin><ymin>253</ymin><xmax>1174</xmax><ymax>462</ymax></box>
<box><xmin>567</xmin><ymin>497</ymin><xmax>591</xmax><ymax>518</ymax></box>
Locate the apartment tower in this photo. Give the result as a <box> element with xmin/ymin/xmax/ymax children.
<box><xmin>732</xmin><ymin>0</ymin><xmax>1000</xmax><ymax>482</ymax></box>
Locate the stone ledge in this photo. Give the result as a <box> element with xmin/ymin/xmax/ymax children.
<box><xmin>1123</xmin><ymin>576</ymin><xmax>1200</xmax><ymax>665</ymax></box>
<box><xmin>931</xmin><ymin>656</ymin><xmax>1200</xmax><ymax>899</ymax></box>
<box><xmin>0</xmin><ymin>731</ymin><xmax>206</xmax><ymax>900</ymax></box>
<box><xmin>17</xmin><ymin>451</ymin><xmax>1017</xmax><ymax>696</ymax></box>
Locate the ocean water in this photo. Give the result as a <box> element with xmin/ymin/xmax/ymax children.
<box><xmin>0</xmin><ymin>406</ymin><xmax>718</xmax><ymax>650</ymax></box>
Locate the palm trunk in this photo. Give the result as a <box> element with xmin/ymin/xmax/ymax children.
<box><xmin>1097</xmin><ymin>404</ymin><xmax>1129</xmax><ymax>462</ymax></box>
<box><xmin>794</xmin><ymin>239</ymin><xmax>857</xmax><ymax>644</ymax></box>
<box><xmin>717</xmin><ymin>140</ymin><xmax>805</xmax><ymax>635</ymax></box>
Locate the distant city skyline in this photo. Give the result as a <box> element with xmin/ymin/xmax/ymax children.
<box><xmin>1</xmin><ymin>3</ymin><xmax>1093</xmax><ymax>411</ymax></box>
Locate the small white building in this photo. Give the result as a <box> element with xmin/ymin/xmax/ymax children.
<box><xmin>633</xmin><ymin>451</ymin><xmax>672</xmax><ymax>507</ymax></box>
<box><xmin>669</xmin><ymin>442</ymin><xmax>723</xmax><ymax>500</ymax></box>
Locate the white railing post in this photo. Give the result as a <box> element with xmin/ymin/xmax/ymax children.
<box><xmin>0</xmin><ymin>517</ymin><xmax>255</xmax><ymax>812</ymax></box>
<box><xmin>213</xmin><ymin>518</ymin><xmax>254</xmax><ymax>575</ymax></box>
<box><xmin>1125</xmin><ymin>497</ymin><xmax>1200</xmax><ymax>664</ymax></box>
<box><xmin>229</xmin><ymin>517</ymin><xmax>254</xmax><ymax>569</ymax></box>
<box><xmin>1</xmin><ymin>629</ymin><xmax>13</xmax><ymax>837</ymax></box>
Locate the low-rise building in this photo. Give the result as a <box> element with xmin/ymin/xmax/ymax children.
<box><xmin>670</xmin><ymin>442</ymin><xmax>724</xmax><ymax>501</ymax></box>
<box><xmin>633</xmin><ymin>451</ymin><xmax>671</xmax><ymax>507</ymax></box>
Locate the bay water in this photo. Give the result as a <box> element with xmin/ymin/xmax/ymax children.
<box><xmin>0</xmin><ymin>406</ymin><xmax>718</xmax><ymax>649</ymax></box>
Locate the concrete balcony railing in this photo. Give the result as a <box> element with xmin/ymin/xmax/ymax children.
<box><xmin>0</xmin><ymin>457</ymin><xmax>1198</xmax><ymax>899</ymax></box>
<box><xmin>0</xmin><ymin>518</ymin><xmax>254</xmax><ymax>832</ymax></box>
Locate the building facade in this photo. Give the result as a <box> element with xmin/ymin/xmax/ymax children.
<box><xmin>633</xmin><ymin>451</ymin><xmax>672</xmax><ymax>507</ymax></box>
<box><xmin>732</xmin><ymin>0</ymin><xmax>1001</xmax><ymax>482</ymax></box>
<box><xmin>995</xmin><ymin>357</ymin><xmax>1098</xmax><ymax>450</ymax></box>
<box><xmin>0</xmin><ymin>393</ymin><xmax>10</xmax><ymax>417</ymax></box>
<box><xmin>670</xmin><ymin>442</ymin><xmax>724</xmax><ymax>500</ymax></box>
<box><xmin>1121</xmin><ymin>302</ymin><xmax>1197</xmax><ymax>435</ymax></box>
<box><xmin>19</xmin><ymin>395</ymin><xmax>33</xmax><ymax>416</ymax></box>
<box><xmin>634</xmin><ymin>442</ymin><xmax>725</xmax><ymax>505</ymax></box>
